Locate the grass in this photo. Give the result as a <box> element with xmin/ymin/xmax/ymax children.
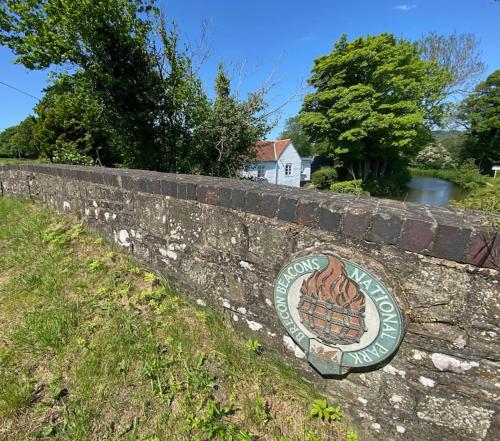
<box><xmin>0</xmin><ymin>197</ymin><xmax>356</xmax><ymax>440</ymax></box>
<box><xmin>0</xmin><ymin>157</ymin><xmax>41</xmax><ymax>165</ymax></box>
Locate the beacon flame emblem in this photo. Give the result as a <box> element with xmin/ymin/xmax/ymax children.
<box><xmin>298</xmin><ymin>255</ymin><xmax>366</xmax><ymax>346</ymax></box>
<box><xmin>274</xmin><ymin>252</ymin><xmax>404</xmax><ymax>375</ymax></box>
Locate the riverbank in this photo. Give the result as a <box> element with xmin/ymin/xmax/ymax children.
<box><xmin>410</xmin><ymin>167</ymin><xmax>499</xmax><ymax>213</ymax></box>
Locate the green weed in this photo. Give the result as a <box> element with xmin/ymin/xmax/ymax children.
<box><xmin>310</xmin><ymin>399</ymin><xmax>342</xmax><ymax>422</ymax></box>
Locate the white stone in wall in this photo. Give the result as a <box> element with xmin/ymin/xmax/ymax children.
<box><xmin>357</xmin><ymin>397</ymin><xmax>368</xmax><ymax>406</ymax></box>
<box><xmin>419</xmin><ymin>376</ymin><xmax>436</xmax><ymax>388</ymax></box>
<box><xmin>282</xmin><ymin>335</ymin><xmax>306</xmax><ymax>359</ymax></box>
<box><xmin>239</xmin><ymin>260</ymin><xmax>255</xmax><ymax>271</ymax></box>
<box><xmin>246</xmin><ymin>320</ymin><xmax>263</xmax><ymax>331</ymax></box>
<box><xmin>413</xmin><ymin>349</ymin><xmax>426</xmax><ymax>361</ymax></box>
<box><xmin>165</xmin><ymin>250</ymin><xmax>177</xmax><ymax>260</ymax></box>
<box><xmin>431</xmin><ymin>353</ymin><xmax>479</xmax><ymax>372</ymax></box>
<box><xmin>118</xmin><ymin>229</ymin><xmax>130</xmax><ymax>247</ymax></box>
<box><xmin>383</xmin><ymin>364</ymin><xmax>406</xmax><ymax>378</ymax></box>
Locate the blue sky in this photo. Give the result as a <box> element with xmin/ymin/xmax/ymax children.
<box><xmin>1</xmin><ymin>0</ymin><xmax>499</xmax><ymax>137</ymax></box>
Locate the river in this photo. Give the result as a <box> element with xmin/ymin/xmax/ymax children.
<box><xmin>392</xmin><ymin>176</ymin><xmax>466</xmax><ymax>206</ymax></box>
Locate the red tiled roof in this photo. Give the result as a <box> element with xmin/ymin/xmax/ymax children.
<box><xmin>252</xmin><ymin>139</ymin><xmax>291</xmax><ymax>162</ymax></box>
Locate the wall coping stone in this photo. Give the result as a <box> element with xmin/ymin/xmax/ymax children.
<box><xmin>1</xmin><ymin>163</ymin><xmax>498</xmax><ymax>268</ymax></box>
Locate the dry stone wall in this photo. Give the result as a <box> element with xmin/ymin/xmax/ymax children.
<box><xmin>1</xmin><ymin>163</ymin><xmax>499</xmax><ymax>440</ymax></box>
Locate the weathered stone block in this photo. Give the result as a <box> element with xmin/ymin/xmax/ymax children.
<box><xmin>278</xmin><ymin>196</ymin><xmax>297</xmax><ymax>222</ymax></box>
<box><xmin>368</xmin><ymin>212</ymin><xmax>403</xmax><ymax>244</ymax></box>
<box><xmin>432</xmin><ymin>224</ymin><xmax>471</xmax><ymax>262</ymax></box>
<box><xmin>466</xmin><ymin>230</ymin><xmax>499</xmax><ymax>269</ymax></box>
<box><xmin>260</xmin><ymin>192</ymin><xmax>280</xmax><ymax>218</ymax></box>
<box><xmin>296</xmin><ymin>200</ymin><xmax>318</xmax><ymax>228</ymax></box>
<box><xmin>342</xmin><ymin>206</ymin><xmax>372</xmax><ymax>240</ymax></box>
<box><xmin>400</xmin><ymin>218</ymin><xmax>435</xmax><ymax>253</ymax></box>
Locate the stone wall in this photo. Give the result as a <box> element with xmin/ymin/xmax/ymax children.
<box><xmin>1</xmin><ymin>163</ymin><xmax>498</xmax><ymax>440</ymax></box>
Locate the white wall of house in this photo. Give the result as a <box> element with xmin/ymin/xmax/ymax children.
<box><xmin>276</xmin><ymin>144</ymin><xmax>301</xmax><ymax>187</ymax></box>
<box><xmin>241</xmin><ymin>161</ymin><xmax>277</xmax><ymax>182</ymax></box>
<box><xmin>301</xmin><ymin>158</ymin><xmax>312</xmax><ymax>182</ymax></box>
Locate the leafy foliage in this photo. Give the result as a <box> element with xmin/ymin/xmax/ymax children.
<box><xmin>0</xmin><ymin>1</ymin><xmax>271</xmax><ymax>173</ymax></box>
<box><xmin>330</xmin><ymin>180</ymin><xmax>369</xmax><ymax>196</ymax></box>
<box><xmin>194</xmin><ymin>65</ymin><xmax>271</xmax><ymax>177</ymax></box>
<box><xmin>312</xmin><ymin>166</ymin><xmax>338</xmax><ymax>189</ymax></box>
<box><xmin>279</xmin><ymin>115</ymin><xmax>320</xmax><ymax>156</ymax></box>
<box><xmin>32</xmin><ymin>73</ymin><xmax>115</xmax><ymax>165</ymax></box>
<box><xmin>300</xmin><ymin>33</ymin><xmax>449</xmax><ymax>183</ymax></box>
<box><xmin>245</xmin><ymin>338</ymin><xmax>263</xmax><ymax>354</ymax></box>
<box><xmin>0</xmin><ymin>118</ymin><xmax>38</xmax><ymax>158</ymax></box>
<box><xmin>413</xmin><ymin>142</ymin><xmax>455</xmax><ymax>169</ymax></box>
<box><xmin>309</xmin><ymin>399</ymin><xmax>342</xmax><ymax>422</ymax></box>
<box><xmin>459</xmin><ymin>70</ymin><xmax>500</xmax><ymax>174</ymax></box>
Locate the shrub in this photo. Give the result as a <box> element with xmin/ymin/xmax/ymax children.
<box><xmin>312</xmin><ymin>167</ymin><xmax>337</xmax><ymax>189</ymax></box>
<box><xmin>330</xmin><ymin>180</ymin><xmax>369</xmax><ymax>195</ymax></box>
<box><xmin>362</xmin><ymin>168</ymin><xmax>412</xmax><ymax>196</ymax></box>
<box><xmin>413</xmin><ymin>142</ymin><xmax>455</xmax><ymax>169</ymax></box>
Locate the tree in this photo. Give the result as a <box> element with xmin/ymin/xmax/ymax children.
<box><xmin>9</xmin><ymin>116</ymin><xmax>38</xmax><ymax>158</ymax></box>
<box><xmin>418</xmin><ymin>32</ymin><xmax>485</xmax><ymax>98</ymax></box>
<box><xmin>459</xmin><ymin>70</ymin><xmax>500</xmax><ymax>173</ymax></box>
<box><xmin>32</xmin><ymin>73</ymin><xmax>116</xmax><ymax>165</ymax></box>
<box><xmin>0</xmin><ymin>0</ymin><xmax>164</xmax><ymax>169</ymax></box>
<box><xmin>149</xmin><ymin>20</ymin><xmax>209</xmax><ymax>173</ymax></box>
<box><xmin>300</xmin><ymin>33</ymin><xmax>449</xmax><ymax>181</ymax></box>
<box><xmin>279</xmin><ymin>116</ymin><xmax>313</xmax><ymax>156</ymax></box>
<box><xmin>0</xmin><ymin>119</ymin><xmax>37</xmax><ymax>158</ymax></box>
<box><xmin>0</xmin><ymin>1</ymin><xmax>272</xmax><ymax>175</ymax></box>
<box><xmin>194</xmin><ymin>65</ymin><xmax>271</xmax><ymax>177</ymax></box>
<box><xmin>0</xmin><ymin>125</ymin><xmax>19</xmax><ymax>157</ymax></box>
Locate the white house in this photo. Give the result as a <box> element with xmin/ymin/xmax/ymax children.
<box><xmin>242</xmin><ymin>139</ymin><xmax>310</xmax><ymax>187</ymax></box>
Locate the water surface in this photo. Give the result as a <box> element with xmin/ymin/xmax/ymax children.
<box><xmin>399</xmin><ymin>176</ymin><xmax>466</xmax><ymax>206</ymax></box>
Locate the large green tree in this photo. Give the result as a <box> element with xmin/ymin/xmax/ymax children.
<box><xmin>459</xmin><ymin>70</ymin><xmax>500</xmax><ymax>173</ymax></box>
<box><xmin>0</xmin><ymin>0</ymin><xmax>166</xmax><ymax>169</ymax></box>
<box><xmin>0</xmin><ymin>118</ymin><xmax>37</xmax><ymax>158</ymax></box>
<box><xmin>32</xmin><ymin>73</ymin><xmax>117</xmax><ymax>165</ymax></box>
<box><xmin>300</xmin><ymin>33</ymin><xmax>450</xmax><ymax>180</ymax></box>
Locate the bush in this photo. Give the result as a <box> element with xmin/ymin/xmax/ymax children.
<box><xmin>312</xmin><ymin>167</ymin><xmax>337</xmax><ymax>189</ymax></box>
<box><xmin>413</xmin><ymin>142</ymin><xmax>455</xmax><ymax>169</ymax></box>
<box><xmin>451</xmin><ymin>181</ymin><xmax>500</xmax><ymax>213</ymax></box>
<box><xmin>362</xmin><ymin>168</ymin><xmax>412</xmax><ymax>197</ymax></box>
<box><xmin>330</xmin><ymin>180</ymin><xmax>369</xmax><ymax>196</ymax></box>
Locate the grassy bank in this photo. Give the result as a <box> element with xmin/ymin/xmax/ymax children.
<box><xmin>410</xmin><ymin>167</ymin><xmax>499</xmax><ymax>213</ymax></box>
<box><xmin>0</xmin><ymin>197</ymin><xmax>356</xmax><ymax>440</ymax></box>
<box><xmin>0</xmin><ymin>157</ymin><xmax>41</xmax><ymax>165</ymax></box>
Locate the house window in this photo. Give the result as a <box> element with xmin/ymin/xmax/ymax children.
<box><xmin>285</xmin><ymin>163</ymin><xmax>292</xmax><ymax>176</ymax></box>
<box><xmin>257</xmin><ymin>165</ymin><xmax>265</xmax><ymax>178</ymax></box>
